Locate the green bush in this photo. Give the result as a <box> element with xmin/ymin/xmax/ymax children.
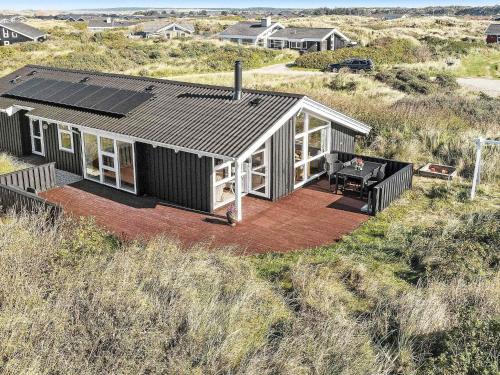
<box><xmin>423</xmin><ymin>312</ymin><xmax>500</xmax><ymax>374</ymax></box>
<box><xmin>295</xmin><ymin>38</ymin><xmax>420</xmax><ymax>69</ymax></box>
<box><xmin>374</xmin><ymin>68</ymin><xmax>458</xmax><ymax>95</ymax></box>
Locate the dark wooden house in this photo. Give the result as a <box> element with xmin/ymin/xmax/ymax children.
<box><xmin>0</xmin><ymin>64</ymin><xmax>370</xmax><ymax>220</ymax></box>
<box><xmin>0</xmin><ymin>22</ymin><xmax>47</xmax><ymax>46</ymax></box>
<box><xmin>486</xmin><ymin>23</ymin><xmax>500</xmax><ymax>44</ymax></box>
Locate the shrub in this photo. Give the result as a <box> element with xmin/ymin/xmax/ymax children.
<box><xmin>423</xmin><ymin>312</ymin><xmax>500</xmax><ymax>374</ymax></box>
<box><xmin>295</xmin><ymin>38</ymin><xmax>420</xmax><ymax>69</ymax></box>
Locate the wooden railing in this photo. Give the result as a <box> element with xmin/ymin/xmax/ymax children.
<box><xmin>371</xmin><ymin>164</ymin><xmax>413</xmax><ymax>214</ymax></box>
<box><xmin>0</xmin><ymin>162</ymin><xmax>61</xmax><ymax>218</ymax></box>
<box><xmin>334</xmin><ymin>151</ymin><xmax>414</xmax><ymax>215</ymax></box>
<box><xmin>0</xmin><ymin>183</ymin><xmax>61</xmax><ymax>218</ymax></box>
<box><xmin>0</xmin><ymin>162</ymin><xmax>57</xmax><ymax>193</ymax></box>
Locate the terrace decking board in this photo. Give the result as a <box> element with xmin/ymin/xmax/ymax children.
<box><xmin>40</xmin><ymin>178</ymin><xmax>369</xmax><ymax>254</ymax></box>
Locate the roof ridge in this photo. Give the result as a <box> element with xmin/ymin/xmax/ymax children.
<box><xmin>24</xmin><ymin>65</ymin><xmax>305</xmax><ymax>99</ymax></box>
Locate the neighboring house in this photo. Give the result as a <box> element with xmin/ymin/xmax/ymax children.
<box><xmin>88</xmin><ymin>18</ymin><xmax>135</xmax><ymax>32</ymax></box>
<box><xmin>0</xmin><ymin>63</ymin><xmax>370</xmax><ymax>221</ymax></box>
<box><xmin>486</xmin><ymin>23</ymin><xmax>500</xmax><ymax>44</ymax></box>
<box><xmin>0</xmin><ymin>22</ymin><xmax>47</xmax><ymax>46</ymax></box>
<box><xmin>219</xmin><ymin>17</ymin><xmax>350</xmax><ymax>51</ymax></box>
<box><xmin>268</xmin><ymin>27</ymin><xmax>350</xmax><ymax>52</ymax></box>
<box><xmin>134</xmin><ymin>20</ymin><xmax>195</xmax><ymax>39</ymax></box>
<box><xmin>219</xmin><ymin>17</ymin><xmax>285</xmax><ymax>47</ymax></box>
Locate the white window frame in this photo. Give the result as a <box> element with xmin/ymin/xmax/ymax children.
<box><xmin>4</xmin><ymin>41</ymin><xmax>9</xmax><ymax>46</ymax></box>
<box><xmin>289</xmin><ymin>41</ymin><xmax>304</xmax><ymax>49</ymax></box>
<box><xmin>57</xmin><ymin>123</ymin><xmax>74</xmax><ymax>153</ymax></box>
<box><xmin>29</xmin><ymin>118</ymin><xmax>45</xmax><ymax>156</ymax></box>
<box><xmin>294</xmin><ymin>112</ymin><xmax>331</xmax><ymax>189</ymax></box>
<box><xmin>248</xmin><ymin>140</ymin><xmax>270</xmax><ymax>198</ymax></box>
<box><xmin>213</xmin><ymin>159</ymin><xmax>248</xmax><ymax>209</ymax></box>
<box><xmin>2</xmin><ymin>28</ymin><xmax>8</xmax><ymax>38</ymax></box>
<box><xmin>12</xmin><ymin>32</ymin><xmax>17</xmax><ymax>38</ymax></box>
<box><xmin>81</xmin><ymin>130</ymin><xmax>137</xmax><ymax>194</ymax></box>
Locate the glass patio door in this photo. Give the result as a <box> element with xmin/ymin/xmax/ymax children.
<box><xmin>82</xmin><ymin>132</ymin><xmax>136</xmax><ymax>193</ymax></box>
<box><xmin>248</xmin><ymin>140</ymin><xmax>269</xmax><ymax>198</ymax></box>
<box><xmin>29</xmin><ymin>119</ymin><xmax>45</xmax><ymax>156</ymax></box>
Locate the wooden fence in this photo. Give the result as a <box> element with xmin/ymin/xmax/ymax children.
<box><xmin>0</xmin><ymin>162</ymin><xmax>57</xmax><ymax>193</ymax></box>
<box><xmin>335</xmin><ymin>151</ymin><xmax>414</xmax><ymax>215</ymax></box>
<box><xmin>0</xmin><ymin>162</ymin><xmax>61</xmax><ymax>218</ymax></box>
<box><xmin>371</xmin><ymin>164</ymin><xmax>413</xmax><ymax>214</ymax></box>
<box><xmin>0</xmin><ymin>183</ymin><xmax>61</xmax><ymax>218</ymax></box>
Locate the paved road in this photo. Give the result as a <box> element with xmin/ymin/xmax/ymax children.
<box><xmin>457</xmin><ymin>78</ymin><xmax>500</xmax><ymax>97</ymax></box>
<box><xmin>249</xmin><ymin>63</ymin><xmax>325</xmax><ymax>76</ymax></box>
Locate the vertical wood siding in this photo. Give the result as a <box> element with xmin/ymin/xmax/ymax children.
<box><xmin>136</xmin><ymin>143</ymin><xmax>213</xmax><ymax>212</ymax></box>
<box><xmin>271</xmin><ymin>117</ymin><xmax>295</xmax><ymax>201</ymax></box>
<box><xmin>0</xmin><ymin>111</ymin><xmax>25</xmax><ymax>156</ymax></box>
<box><xmin>331</xmin><ymin>123</ymin><xmax>355</xmax><ymax>154</ymax></box>
<box><xmin>0</xmin><ymin>162</ymin><xmax>57</xmax><ymax>192</ymax></box>
<box><xmin>43</xmin><ymin>123</ymin><xmax>83</xmax><ymax>175</ymax></box>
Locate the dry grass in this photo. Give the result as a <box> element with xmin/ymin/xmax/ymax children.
<box><xmin>0</xmin><ymin>199</ymin><xmax>498</xmax><ymax>374</ymax></box>
<box><xmin>0</xmin><ymin>153</ymin><xmax>27</xmax><ymax>174</ymax></box>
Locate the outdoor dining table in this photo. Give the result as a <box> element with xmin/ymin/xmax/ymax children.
<box><xmin>334</xmin><ymin>161</ymin><xmax>384</xmax><ymax>198</ymax></box>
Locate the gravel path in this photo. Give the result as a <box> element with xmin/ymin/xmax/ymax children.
<box><xmin>249</xmin><ymin>63</ymin><xmax>325</xmax><ymax>76</ymax></box>
<box><xmin>457</xmin><ymin>78</ymin><xmax>500</xmax><ymax>97</ymax></box>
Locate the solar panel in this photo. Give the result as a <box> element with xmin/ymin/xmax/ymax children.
<box><xmin>61</xmin><ymin>85</ymin><xmax>102</xmax><ymax>106</ymax></box>
<box><xmin>7</xmin><ymin>78</ymin><xmax>46</xmax><ymax>96</ymax></box>
<box><xmin>44</xmin><ymin>83</ymin><xmax>87</xmax><ymax>102</ymax></box>
<box><xmin>74</xmin><ymin>87</ymin><xmax>116</xmax><ymax>108</ymax></box>
<box><xmin>107</xmin><ymin>92</ymin><xmax>153</xmax><ymax>115</ymax></box>
<box><xmin>3</xmin><ymin>78</ymin><xmax>153</xmax><ymax>117</ymax></box>
<box><xmin>92</xmin><ymin>89</ymin><xmax>135</xmax><ymax>112</ymax></box>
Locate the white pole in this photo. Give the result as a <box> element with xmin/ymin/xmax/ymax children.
<box><xmin>470</xmin><ymin>138</ymin><xmax>483</xmax><ymax>200</ymax></box>
<box><xmin>234</xmin><ymin>160</ymin><xmax>243</xmax><ymax>221</ymax></box>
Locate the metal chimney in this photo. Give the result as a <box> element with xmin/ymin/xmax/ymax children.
<box><xmin>261</xmin><ymin>16</ymin><xmax>271</xmax><ymax>27</ymax></box>
<box><xmin>233</xmin><ymin>61</ymin><xmax>242</xmax><ymax>101</ymax></box>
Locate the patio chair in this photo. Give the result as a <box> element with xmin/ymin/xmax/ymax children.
<box><xmin>364</xmin><ymin>163</ymin><xmax>387</xmax><ymax>197</ymax></box>
<box><xmin>323</xmin><ymin>153</ymin><xmax>341</xmax><ymax>187</ymax></box>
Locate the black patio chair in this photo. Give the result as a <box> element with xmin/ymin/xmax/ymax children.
<box><xmin>323</xmin><ymin>153</ymin><xmax>341</xmax><ymax>187</ymax></box>
<box><xmin>364</xmin><ymin>163</ymin><xmax>387</xmax><ymax>197</ymax></box>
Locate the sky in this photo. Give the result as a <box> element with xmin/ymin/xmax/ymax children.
<box><xmin>2</xmin><ymin>0</ymin><xmax>499</xmax><ymax>11</ymax></box>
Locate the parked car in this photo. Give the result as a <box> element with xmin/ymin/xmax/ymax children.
<box><xmin>327</xmin><ymin>58</ymin><xmax>374</xmax><ymax>73</ymax></box>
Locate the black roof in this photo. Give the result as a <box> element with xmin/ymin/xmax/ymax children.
<box><xmin>0</xmin><ymin>65</ymin><xmax>304</xmax><ymax>159</ymax></box>
<box><xmin>219</xmin><ymin>21</ymin><xmax>280</xmax><ymax>37</ymax></box>
<box><xmin>0</xmin><ymin>22</ymin><xmax>46</xmax><ymax>39</ymax></box>
<box><xmin>271</xmin><ymin>27</ymin><xmax>336</xmax><ymax>40</ymax></box>
<box><xmin>486</xmin><ymin>23</ymin><xmax>500</xmax><ymax>34</ymax></box>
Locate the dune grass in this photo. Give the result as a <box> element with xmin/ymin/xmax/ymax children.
<box><xmin>0</xmin><ymin>153</ymin><xmax>27</xmax><ymax>174</ymax></box>
<box><xmin>0</xmin><ymin>177</ymin><xmax>498</xmax><ymax>374</ymax></box>
<box><xmin>454</xmin><ymin>49</ymin><xmax>500</xmax><ymax>78</ymax></box>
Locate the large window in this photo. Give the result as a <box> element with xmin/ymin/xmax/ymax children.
<box><xmin>213</xmin><ymin>160</ymin><xmax>247</xmax><ymax>209</ymax></box>
<box><xmin>213</xmin><ymin>141</ymin><xmax>270</xmax><ymax>209</ymax></box>
<box><xmin>294</xmin><ymin>112</ymin><xmax>330</xmax><ymax>188</ymax></box>
<box><xmin>82</xmin><ymin>132</ymin><xmax>136</xmax><ymax>193</ymax></box>
<box><xmin>57</xmin><ymin>124</ymin><xmax>74</xmax><ymax>153</ymax></box>
<box><xmin>269</xmin><ymin>39</ymin><xmax>284</xmax><ymax>49</ymax></box>
<box><xmin>289</xmin><ymin>41</ymin><xmax>304</xmax><ymax>49</ymax></box>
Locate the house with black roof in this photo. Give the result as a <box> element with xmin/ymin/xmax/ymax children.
<box><xmin>486</xmin><ymin>23</ymin><xmax>500</xmax><ymax>44</ymax></box>
<box><xmin>0</xmin><ymin>22</ymin><xmax>47</xmax><ymax>46</ymax></box>
<box><xmin>0</xmin><ymin>63</ymin><xmax>370</xmax><ymax>221</ymax></box>
<box><xmin>219</xmin><ymin>17</ymin><xmax>350</xmax><ymax>51</ymax></box>
<box><xmin>133</xmin><ymin>20</ymin><xmax>195</xmax><ymax>39</ymax></box>
<box><xmin>87</xmin><ymin>18</ymin><xmax>135</xmax><ymax>32</ymax></box>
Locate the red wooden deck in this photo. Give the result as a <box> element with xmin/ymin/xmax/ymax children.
<box><xmin>40</xmin><ymin>179</ymin><xmax>369</xmax><ymax>254</ymax></box>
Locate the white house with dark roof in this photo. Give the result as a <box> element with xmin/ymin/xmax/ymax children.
<box><xmin>133</xmin><ymin>20</ymin><xmax>195</xmax><ymax>39</ymax></box>
<box><xmin>0</xmin><ymin>22</ymin><xmax>47</xmax><ymax>46</ymax></box>
<box><xmin>219</xmin><ymin>17</ymin><xmax>285</xmax><ymax>47</ymax></box>
<box><xmin>219</xmin><ymin>17</ymin><xmax>350</xmax><ymax>52</ymax></box>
